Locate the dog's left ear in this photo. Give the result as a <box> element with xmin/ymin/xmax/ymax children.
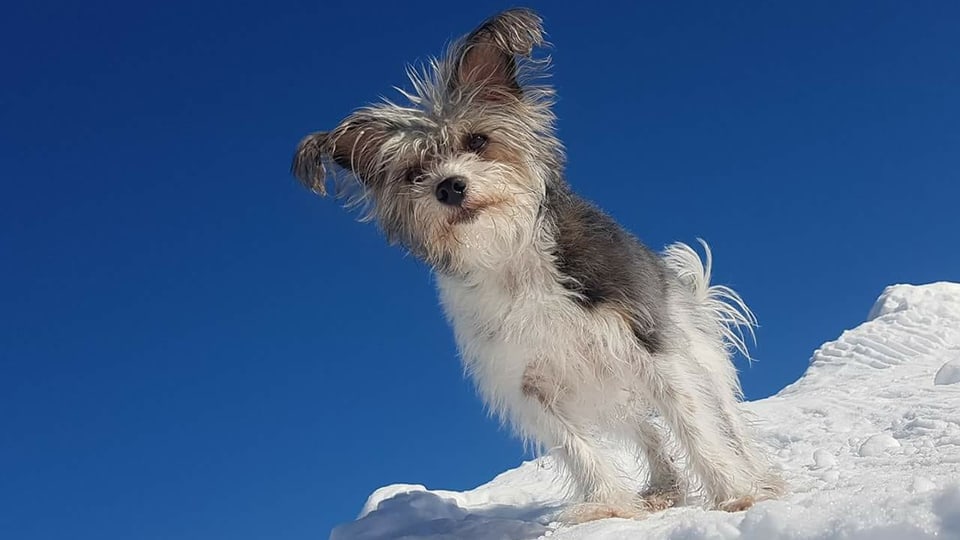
<box><xmin>452</xmin><ymin>8</ymin><xmax>544</xmax><ymax>101</ymax></box>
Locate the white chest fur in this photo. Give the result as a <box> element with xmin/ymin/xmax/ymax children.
<box><xmin>435</xmin><ymin>249</ymin><xmax>639</xmax><ymax>435</ymax></box>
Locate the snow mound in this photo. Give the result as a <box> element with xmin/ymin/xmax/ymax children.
<box><xmin>936</xmin><ymin>359</ymin><xmax>960</xmax><ymax>386</ymax></box>
<box><xmin>331</xmin><ymin>283</ymin><xmax>960</xmax><ymax>540</ymax></box>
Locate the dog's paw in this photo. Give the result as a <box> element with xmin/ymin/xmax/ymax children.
<box><xmin>717</xmin><ymin>495</ymin><xmax>755</xmax><ymax>512</ymax></box>
<box><xmin>559</xmin><ymin>502</ymin><xmax>647</xmax><ymax>524</ymax></box>
<box><xmin>638</xmin><ymin>487</ymin><xmax>682</xmax><ymax>512</ymax></box>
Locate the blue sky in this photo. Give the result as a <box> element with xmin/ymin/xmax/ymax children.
<box><xmin>2</xmin><ymin>1</ymin><xmax>958</xmax><ymax>538</ymax></box>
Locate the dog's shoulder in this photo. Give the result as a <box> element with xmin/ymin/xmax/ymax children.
<box><xmin>544</xmin><ymin>182</ymin><xmax>670</xmax><ymax>352</ymax></box>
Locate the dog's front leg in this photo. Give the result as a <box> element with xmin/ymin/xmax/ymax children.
<box><xmin>521</xmin><ymin>363</ymin><xmax>644</xmax><ymax>523</ymax></box>
<box><xmin>634</xmin><ymin>417</ymin><xmax>684</xmax><ymax>511</ymax></box>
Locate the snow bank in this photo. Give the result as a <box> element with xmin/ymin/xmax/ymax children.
<box><xmin>332</xmin><ymin>282</ymin><xmax>960</xmax><ymax>540</ymax></box>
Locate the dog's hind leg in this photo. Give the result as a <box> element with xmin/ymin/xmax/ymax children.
<box><xmin>702</xmin><ymin>369</ymin><xmax>785</xmax><ymax>510</ymax></box>
<box><xmin>682</xmin><ymin>325</ymin><xmax>785</xmax><ymax>510</ymax></box>
<box><xmin>638</xmin><ymin>354</ymin><xmax>762</xmax><ymax>509</ymax></box>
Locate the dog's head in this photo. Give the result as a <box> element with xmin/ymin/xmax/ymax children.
<box><xmin>292</xmin><ymin>9</ymin><xmax>563</xmax><ymax>274</ymax></box>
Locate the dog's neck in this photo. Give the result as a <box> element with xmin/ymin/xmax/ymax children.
<box><xmin>438</xmin><ymin>222</ymin><xmax>563</xmax><ymax>299</ymax></box>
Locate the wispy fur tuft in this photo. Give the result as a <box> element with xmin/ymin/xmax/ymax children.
<box><xmin>663</xmin><ymin>239</ymin><xmax>759</xmax><ymax>362</ymax></box>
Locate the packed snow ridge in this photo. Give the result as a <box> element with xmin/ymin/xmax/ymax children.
<box><xmin>332</xmin><ymin>282</ymin><xmax>960</xmax><ymax>540</ymax></box>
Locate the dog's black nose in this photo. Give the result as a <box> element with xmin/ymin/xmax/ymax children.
<box><xmin>435</xmin><ymin>177</ymin><xmax>467</xmax><ymax>206</ymax></box>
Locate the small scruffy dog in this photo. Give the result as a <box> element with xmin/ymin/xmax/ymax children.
<box><xmin>293</xmin><ymin>8</ymin><xmax>782</xmax><ymax>522</ymax></box>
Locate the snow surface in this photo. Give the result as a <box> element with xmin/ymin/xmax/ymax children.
<box><xmin>331</xmin><ymin>282</ymin><xmax>960</xmax><ymax>540</ymax></box>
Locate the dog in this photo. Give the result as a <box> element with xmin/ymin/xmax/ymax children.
<box><xmin>292</xmin><ymin>8</ymin><xmax>783</xmax><ymax>522</ymax></box>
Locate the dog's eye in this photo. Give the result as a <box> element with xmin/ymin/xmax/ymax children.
<box><xmin>404</xmin><ymin>168</ymin><xmax>424</xmax><ymax>184</ymax></box>
<box><xmin>465</xmin><ymin>133</ymin><xmax>488</xmax><ymax>153</ymax></box>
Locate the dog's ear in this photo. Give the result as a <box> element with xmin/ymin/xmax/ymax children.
<box><xmin>292</xmin><ymin>117</ymin><xmax>386</xmax><ymax>196</ymax></box>
<box><xmin>292</xmin><ymin>132</ymin><xmax>331</xmax><ymax>195</ymax></box>
<box><xmin>452</xmin><ymin>8</ymin><xmax>544</xmax><ymax>101</ymax></box>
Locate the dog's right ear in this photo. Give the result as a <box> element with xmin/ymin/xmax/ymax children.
<box><xmin>292</xmin><ymin>116</ymin><xmax>386</xmax><ymax>196</ymax></box>
<box><xmin>292</xmin><ymin>131</ymin><xmax>330</xmax><ymax>196</ymax></box>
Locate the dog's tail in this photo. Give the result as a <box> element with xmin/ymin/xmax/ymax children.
<box><xmin>662</xmin><ymin>239</ymin><xmax>758</xmax><ymax>362</ymax></box>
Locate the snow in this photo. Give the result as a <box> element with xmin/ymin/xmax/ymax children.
<box><xmin>331</xmin><ymin>282</ymin><xmax>960</xmax><ymax>540</ymax></box>
<box><xmin>936</xmin><ymin>359</ymin><xmax>960</xmax><ymax>386</ymax></box>
<box><xmin>857</xmin><ymin>433</ymin><xmax>901</xmax><ymax>457</ymax></box>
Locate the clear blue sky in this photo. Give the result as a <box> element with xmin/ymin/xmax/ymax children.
<box><xmin>2</xmin><ymin>1</ymin><xmax>958</xmax><ymax>538</ymax></box>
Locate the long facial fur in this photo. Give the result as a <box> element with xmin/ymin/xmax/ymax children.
<box><xmin>294</xmin><ymin>8</ymin><xmax>781</xmax><ymax>513</ymax></box>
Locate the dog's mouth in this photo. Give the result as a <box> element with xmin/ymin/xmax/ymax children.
<box><xmin>448</xmin><ymin>207</ymin><xmax>481</xmax><ymax>225</ymax></box>
<box><xmin>446</xmin><ymin>198</ymin><xmax>504</xmax><ymax>225</ymax></box>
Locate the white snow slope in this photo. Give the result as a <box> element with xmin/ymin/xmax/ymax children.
<box><xmin>332</xmin><ymin>283</ymin><xmax>960</xmax><ymax>540</ymax></box>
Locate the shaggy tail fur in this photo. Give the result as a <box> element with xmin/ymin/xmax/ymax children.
<box><xmin>663</xmin><ymin>239</ymin><xmax>758</xmax><ymax>362</ymax></box>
